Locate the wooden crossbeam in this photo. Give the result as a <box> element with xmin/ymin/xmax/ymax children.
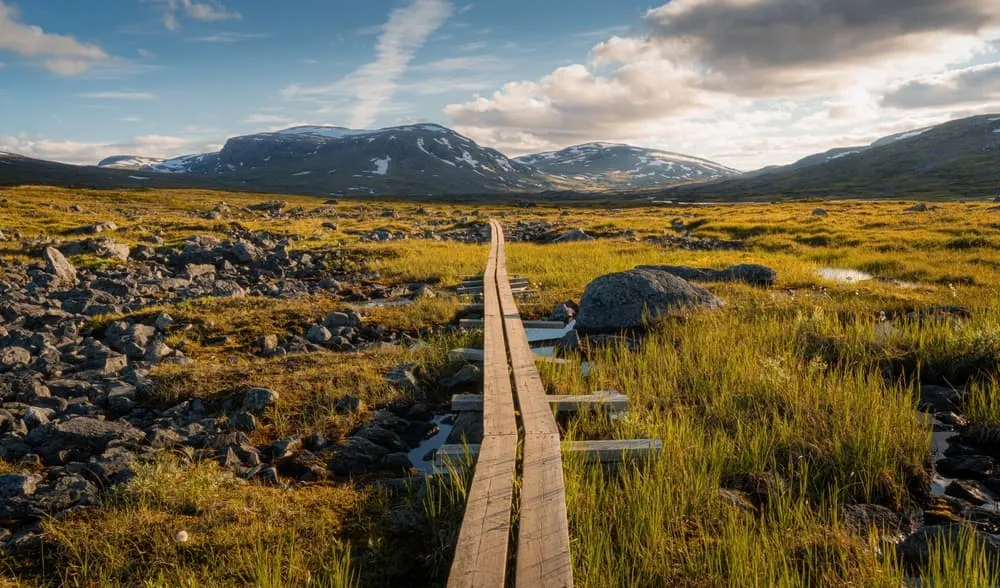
<box><xmin>451</xmin><ymin>391</ymin><xmax>628</xmax><ymax>414</ymax></box>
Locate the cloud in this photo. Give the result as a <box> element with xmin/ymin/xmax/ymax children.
<box><xmin>0</xmin><ymin>1</ymin><xmax>111</xmax><ymax>75</ymax></box>
<box><xmin>282</xmin><ymin>0</ymin><xmax>453</xmax><ymax>128</ymax></box>
<box><xmin>150</xmin><ymin>0</ymin><xmax>241</xmax><ymax>32</ymax></box>
<box><xmin>414</xmin><ymin>55</ymin><xmax>508</xmax><ymax>72</ymax></box>
<box><xmin>78</xmin><ymin>91</ymin><xmax>158</xmax><ymax>100</ymax></box>
<box><xmin>242</xmin><ymin>113</ymin><xmax>292</xmax><ymax>125</ymax></box>
<box><xmin>444</xmin><ymin>0</ymin><xmax>1000</xmax><ymax>169</ymax></box>
<box><xmin>882</xmin><ymin>60</ymin><xmax>1000</xmax><ymax>109</ymax></box>
<box><xmin>0</xmin><ymin>133</ymin><xmax>215</xmax><ymax>165</ymax></box>
<box><xmin>190</xmin><ymin>32</ymin><xmax>269</xmax><ymax>43</ymax></box>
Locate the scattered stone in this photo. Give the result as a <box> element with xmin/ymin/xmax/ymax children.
<box><xmin>897</xmin><ymin>525</ymin><xmax>1000</xmax><ymax>569</ymax></box>
<box><xmin>441</xmin><ymin>364</ymin><xmax>481</xmax><ymax>391</ymax></box>
<box><xmin>812</xmin><ymin>208</ymin><xmax>829</xmax><ymax>216</ymax></box>
<box><xmin>1</xmin><ymin>347</ymin><xmax>32</xmax><ymax>370</ymax></box>
<box><xmin>229</xmin><ymin>412</ymin><xmax>256</xmax><ymax>432</ymax></box>
<box><xmin>576</xmin><ymin>269</ymin><xmax>723</xmax><ymax>333</ymax></box>
<box><xmin>22</xmin><ymin>407</ymin><xmax>50</xmax><ymax>429</ymax></box>
<box><xmin>42</xmin><ymin>247</ymin><xmax>77</xmax><ymax>287</ymax></box>
<box><xmin>334</xmin><ymin>395</ymin><xmax>363</xmax><ymax>414</ymax></box>
<box><xmin>306</xmin><ymin>324</ymin><xmax>333</xmax><ymax>344</ymax></box>
<box><xmin>937</xmin><ymin>455</ymin><xmax>997</xmax><ymax>480</ymax></box>
<box><xmin>243</xmin><ymin>388</ymin><xmax>279</xmax><ymax>413</ymax></box>
<box><xmin>551</xmin><ymin>228</ymin><xmax>595</xmax><ymax>243</ymax></box>
<box><xmin>945</xmin><ymin>480</ymin><xmax>993</xmax><ymax>505</ymax></box>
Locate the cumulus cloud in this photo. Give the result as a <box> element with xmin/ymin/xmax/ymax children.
<box><xmin>882</xmin><ymin>61</ymin><xmax>1000</xmax><ymax>109</ymax></box>
<box><xmin>445</xmin><ymin>0</ymin><xmax>1000</xmax><ymax>169</ymax></box>
<box><xmin>0</xmin><ymin>1</ymin><xmax>111</xmax><ymax>75</ymax></box>
<box><xmin>151</xmin><ymin>0</ymin><xmax>241</xmax><ymax>32</ymax></box>
<box><xmin>0</xmin><ymin>133</ymin><xmax>215</xmax><ymax>165</ymax></box>
<box><xmin>282</xmin><ymin>0</ymin><xmax>453</xmax><ymax>129</ymax></box>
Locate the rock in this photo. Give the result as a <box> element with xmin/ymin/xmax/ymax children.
<box><xmin>355</xmin><ymin>425</ymin><xmax>408</xmax><ymax>452</ymax></box>
<box><xmin>89</xmin><ymin>446</ymin><xmax>137</xmax><ymax>485</ymax></box>
<box><xmin>558</xmin><ymin>329</ymin><xmax>582</xmax><ymax>352</ymax></box>
<box><xmin>897</xmin><ymin>525</ymin><xmax>1000</xmax><ymax>569</ymax></box>
<box><xmin>945</xmin><ymin>480</ymin><xmax>993</xmax><ymax>505</ymax></box>
<box><xmin>841</xmin><ymin>504</ymin><xmax>914</xmax><ymax>543</ymax></box>
<box><xmin>718</xmin><ymin>489</ymin><xmax>757</xmax><ymax>514</ymax></box>
<box><xmin>440</xmin><ymin>364</ymin><xmax>481</xmax><ymax>391</ymax></box>
<box><xmin>386</xmin><ymin>363</ymin><xmax>422</xmax><ymax>395</ymax></box>
<box><xmin>406</xmin><ymin>403</ymin><xmax>434</xmax><ymax>422</ymax></box>
<box><xmin>80</xmin><ymin>221</ymin><xmax>118</xmax><ymax>234</ymax></box>
<box><xmin>154</xmin><ymin>313</ymin><xmax>174</xmax><ymax>331</ymax></box>
<box><xmin>414</xmin><ymin>285</ymin><xmax>436</xmax><ymax>299</ymax></box>
<box><xmin>551</xmin><ymin>228</ymin><xmax>594</xmax><ymax>243</ymax></box>
<box><xmin>920</xmin><ymin>385</ymin><xmax>965</xmax><ymax>412</ymax></box>
<box><xmin>334</xmin><ymin>395</ymin><xmax>363</xmax><ymax>414</ymax></box>
<box><xmin>381</xmin><ymin>452</ymin><xmax>413</xmax><ymax>472</ymax></box>
<box><xmin>271</xmin><ymin>436</ymin><xmax>302</xmax><ymax>459</ymax></box>
<box><xmin>259</xmin><ymin>334</ymin><xmax>279</xmax><ymax>352</ymax></box>
<box><xmin>22</xmin><ymin>407</ymin><xmax>50</xmax><ymax>429</ymax></box>
<box><xmin>812</xmin><ymin>208</ymin><xmax>829</xmax><ymax>216</ymax></box>
<box><xmin>905</xmin><ymin>203</ymin><xmax>930</xmax><ymax>213</ymax></box>
<box><xmin>306</xmin><ymin>324</ymin><xmax>333</xmax><ymax>344</ymax></box>
<box><xmin>231</xmin><ymin>240</ymin><xmax>263</xmax><ymax>264</ymax></box>
<box><xmin>329</xmin><ymin>436</ymin><xmax>389</xmax><ymax>476</ymax></box>
<box><xmin>446</xmin><ymin>412</ymin><xmax>483</xmax><ymax>445</ymax></box>
<box><xmin>324</xmin><ymin>311</ymin><xmax>361</xmax><ymax>329</ymax></box>
<box><xmin>576</xmin><ymin>269</ymin><xmax>723</xmax><ymax>333</ymax></box>
<box><xmin>26</xmin><ymin>417</ymin><xmax>145</xmax><ymax>464</ymax></box>
<box><xmin>243</xmin><ymin>387</ymin><xmax>279</xmax><ymax>413</ymax></box>
<box><xmin>93</xmin><ymin>239</ymin><xmax>130</xmax><ymax>262</ymax></box>
<box><xmin>106</xmin><ymin>383</ymin><xmax>136</xmax><ymax>413</ymax></box>
<box><xmin>1</xmin><ymin>347</ymin><xmax>31</xmax><ymax>370</ymax></box>
<box><xmin>43</xmin><ymin>247</ymin><xmax>77</xmax><ymax>287</ymax></box>
<box><xmin>937</xmin><ymin>455</ymin><xmax>997</xmax><ymax>480</ymax></box>
<box><xmin>549</xmin><ymin>302</ymin><xmax>576</xmax><ymax>323</ymax></box>
<box><xmin>229</xmin><ymin>411</ymin><xmax>256</xmax><ymax>432</ymax></box>
<box><xmin>0</xmin><ymin>473</ymin><xmax>41</xmax><ymax>498</ymax></box>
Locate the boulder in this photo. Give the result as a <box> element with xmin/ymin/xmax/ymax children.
<box><xmin>306</xmin><ymin>324</ymin><xmax>332</xmax><ymax>344</ymax></box>
<box><xmin>897</xmin><ymin>525</ymin><xmax>1000</xmax><ymax>569</ymax></box>
<box><xmin>551</xmin><ymin>228</ymin><xmax>594</xmax><ymax>243</ymax></box>
<box><xmin>576</xmin><ymin>269</ymin><xmax>723</xmax><ymax>333</ymax></box>
<box><xmin>243</xmin><ymin>387</ymin><xmax>279</xmax><ymax>413</ymax></box>
<box><xmin>43</xmin><ymin>247</ymin><xmax>77</xmax><ymax>287</ymax></box>
<box><xmin>26</xmin><ymin>417</ymin><xmax>145</xmax><ymax>464</ymax></box>
<box><xmin>812</xmin><ymin>208</ymin><xmax>829</xmax><ymax>216</ymax></box>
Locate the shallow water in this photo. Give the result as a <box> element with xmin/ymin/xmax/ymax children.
<box><xmin>408</xmin><ymin>415</ymin><xmax>455</xmax><ymax>474</ymax></box>
<box><xmin>930</xmin><ymin>420</ymin><xmax>958</xmax><ymax>497</ymax></box>
<box><xmin>816</xmin><ymin>267</ymin><xmax>874</xmax><ymax>283</ymax></box>
<box><xmin>525</xmin><ymin>320</ymin><xmax>575</xmax><ymax>344</ymax></box>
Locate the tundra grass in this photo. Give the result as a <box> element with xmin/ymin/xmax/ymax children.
<box><xmin>3</xmin><ymin>187</ymin><xmax>1000</xmax><ymax>585</ymax></box>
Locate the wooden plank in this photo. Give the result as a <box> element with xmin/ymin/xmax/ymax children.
<box><xmin>447</xmin><ymin>436</ymin><xmax>517</xmax><ymax>588</ymax></box>
<box><xmin>491</xmin><ymin>219</ymin><xmax>573</xmax><ymax>588</ymax></box>
<box><xmin>447</xmin><ymin>219</ymin><xmax>518</xmax><ymax>588</ymax></box>
<box><xmin>451</xmin><ymin>391</ymin><xmax>628</xmax><ymax>414</ymax></box>
<box><xmin>435</xmin><ymin>439</ymin><xmax>661</xmax><ymax>468</ymax></box>
<box><xmin>460</xmin><ymin>319</ymin><xmax>566</xmax><ymax>330</ymax></box>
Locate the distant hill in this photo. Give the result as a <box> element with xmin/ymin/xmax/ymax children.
<box><xmin>661</xmin><ymin>115</ymin><xmax>1000</xmax><ymax>200</ymax></box>
<box><xmin>120</xmin><ymin>124</ymin><xmax>555</xmax><ymax>196</ymax></box>
<box><xmin>515</xmin><ymin>143</ymin><xmax>738</xmax><ymax>188</ymax></box>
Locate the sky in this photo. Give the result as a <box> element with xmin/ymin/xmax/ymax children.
<box><xmin>1</xmin><ymin>0</ymin><xmax>1000</xmax><ymax>171</ymax></box>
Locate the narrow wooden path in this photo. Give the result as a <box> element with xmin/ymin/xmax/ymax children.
<box><xmin>445</xmin><ymin>220</ymin><xmax>659</xmax><ymax>588</ymax></box>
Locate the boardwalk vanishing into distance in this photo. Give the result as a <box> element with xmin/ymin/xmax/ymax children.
<box><xmin>445</xmin><ymin>220</ymin><xmax>660</xmax><ymax>588</ymax></box>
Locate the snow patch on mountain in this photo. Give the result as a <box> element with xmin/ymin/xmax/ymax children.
<box><xmin>370</xmin><ymin>156</ymin><xmax>390</xmax><ymax>176</ymax></box>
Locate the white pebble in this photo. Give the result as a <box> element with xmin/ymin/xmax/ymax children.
<box><xmin>175</xmin><ymin>530</ymin><xmax>189</xmax><ymax>543</ymax></box>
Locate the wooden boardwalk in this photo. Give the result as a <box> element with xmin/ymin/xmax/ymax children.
<box><xmin>446</xmin><ymin>220</ymin><xmax>659</xmax><ymax>588</ymax></box>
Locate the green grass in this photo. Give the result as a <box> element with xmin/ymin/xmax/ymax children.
<box><xmin>3</xmin><ymin>187</ymin><xmax>1000</xmax><ymax>586</ymax></box>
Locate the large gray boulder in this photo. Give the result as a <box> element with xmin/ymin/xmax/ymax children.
<box><xmin>551</xmin><ymin>228</ymin><xmax>594</xmax><ymax>243</ymax></box>
<box><xmin>576</xmin><ymin>269</ymin><xmax>722</xmax><ymax>333</ymax></box>
<box><xmin>636</xmin><ymin>264</ymin><xmax>777</xmax><ymax>287</ymax></box>
<box><xmin>43</xmin><ymin>247</ymin><xmax>77</xmax><ymax>287</ymax></box>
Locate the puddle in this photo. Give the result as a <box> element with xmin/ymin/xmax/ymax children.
<box><xmin>930</xmin><ymin>418</ymin><xmax>958</xmax><ymax>497</ymax></box>
<box><xmin>817</xmin><ymin>267</ymin><xmax>874</xmax><ymax>283</ymax></box>
<box><xmin>357</xmin><ymin>298</ymin><xmax>415</xmax><ymax>309</ymax></box>
<box><xmin>408</xmin><ymin>415</ymin><xmax>455</xmax><ymax>474</ymax></box>
<box><xmin>525</xmin><ymin>320</ymin><xmax>575</xmax><ymax>344</ymax></box>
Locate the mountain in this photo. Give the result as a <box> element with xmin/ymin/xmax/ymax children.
<box><xmin>662</xmin><ymin>114</ymin><xmax>1000</xmax><ymax>200</ymax></box>
<box><xmin>97</xmin><ymin>155</ymin><xmax>165</xmax><ymax>170</ymax></box>
<box><xmin>515</xmin><ymin>143</ymin><xmax>738</xmax><ymax>188</ymax></box>
<box><xmin>0</xmin><ymin>152</ymin><xmax>239</xmax><ymax>191</ymax></box>
<box><xmin>125</xmin><ymin>124</ymin><xmax>554</xmax><ymax>196</ymax></box>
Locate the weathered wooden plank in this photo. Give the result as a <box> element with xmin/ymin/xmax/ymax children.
<box><xmin>517</xmin><ymin>432</ymin><xmax>573</xmax><ymax>588</ymax></box>
<box><xmin>451</xmin><ymin>391</ymin><xmax>627</xmax><ymax>414</ymax></box>
<box><xmin>447</xmin><ymin>220</ymin><xmax>518</xmax><ymax>588</ymax></box>
<box><xmin>436</xmin><ymin>439</ymin><xmax>662</xmax><ymax>468</ymax></box>
<box><xmin>460</xmin><ymin>319</ymin><xmax>566</xmax><ymax>330</ymax></box>
<box><xmin>447</xmin><ymin>436</ymin><xmax>517</xmax><ymax>588</ymax></box>
<box><xmin>492</xmin><ymin>219</ymin><xmax>573</xmax><ymax>588</ymax></box>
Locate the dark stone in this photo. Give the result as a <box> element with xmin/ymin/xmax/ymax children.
<box><xmin>897</xmin><ymin>525</ymin><xmax>1000</xmax><ymax>570</ymax></box>
<box><xmin>329</xmin><ymin>437</ymin><xmax>389</xmax><ymax>476</ymax></box>
<box><xmin>937</xmin><ymin>455</ymin><xmax>997</xmax><ymax>480</ymax></box>
<box><xmin>946</xmin><ymin>479</ymin><xmax>993</xmax><ymax>505</ymax></box>
<box><xmin>576</xmin><ymin>269</ymin><xmax>723</xmax><ymax>333</ymax></box>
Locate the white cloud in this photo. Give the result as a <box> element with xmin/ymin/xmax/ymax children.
<box><xmin>78</xmin><ymin>91</ymin><xmax>158</xmax><ymax>100</ymax></box>
<box><xmin>242</xmin><ymin>113</ymin><xmax>292</xmax><ymax>125</ymax></box>
<box><xmin>282</xmin><ymin>0</ymin><xmax>453</xmax><ymax>128</ymax></box>
<box><xmin>151</xmin><ymin>0</ymin><xmax>241</xmax><ymax>32</ymax></box>
<box><xmin>0</xmin><ymin>1</ymin><xmax>111</xmax><ymax>75</ymax></box>
<box><xmin>191</xmin><ymin>32</ymin><xmax>269</xmax><ymax>43</ymax></box>
<box><xmin>0</xmin><ymin>133</ymin><xmax>215</xmax><ymax>165</ymax></box>
<box><xmin>414</xmin><ymin>55</ymin><xmax>508</xmax><ymax>72</ymax></box>
<box><xmin>445</xmin><ymin>0</ymin><xmax>1000</xmax><ymax>169</ymax></box>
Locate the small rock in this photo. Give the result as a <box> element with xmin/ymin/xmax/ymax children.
<box><xmin>154</xmin><ymin>313</ymin><xmax>175</xmax><ymax>331</ymax></box>
<box><xmin>306</xmin><ymin>324</ymin><xmax>333</xmax><ymax>344</ymax></box>
<box><xmin>22</xmin><ymin>407</ymin><xmax>50</xmax><ymax>429</ymax></box>
<box><xmin>43</xmin><ymin>247</ymin><xmax>77</xmax><ymax>287</ymax></box>
<box><xmin>1</xmin><ymin>347</ymin><xmax>32</xmax><ymax>369</ymax></box>
<box><xmin>243</xmin><ymin>388</ymin><xmax>279</xmax><ymax>413</ymax></box>
<box><xmin>229</xmin><ymin>412</ymin><xmax>256</xmax><ymax>432</ymax></box>
<box><xmin>440</xmin><ymin>364</ymin><xmax>481</xmax><ymax>391</ymax></box>
<box><xmin>946</xmin><ymin>480</ymin><xmax>993</xmax><ymax>505</ymax></box>
<box><xmin>259</xmin><ymin>334</ymin><xmax>279</xmax><ymax>352</ymax></box>
<box><xmin>551</xmin><ymin>228</ymin><xmax>594</xmax><ymax>243</ymax></box>
<box><xmin>334</xmin><ymin>395</ymin><xmax>363</xmax><ymax>414</ymax></box>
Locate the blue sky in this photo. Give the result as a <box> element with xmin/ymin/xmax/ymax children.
<box><xmin>2</xmin><ymin>0</ymin><xmax>1000</xmax><ymax>170</ymax></box>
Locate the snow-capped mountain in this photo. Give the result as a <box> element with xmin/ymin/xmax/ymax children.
<box><xmin>97</xmin><ymin>155</ymin><xmax>166</xmax><ymax>170</ymax></box>
<box><xmin>515</xmin><ymin>143</ymin><xmax>739</xmax><ymax>188</ymax></box>
<box><xmin>122</xmin><ymin>123</ymin><xmax>552</xmax><ymax>195</ymax></box>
